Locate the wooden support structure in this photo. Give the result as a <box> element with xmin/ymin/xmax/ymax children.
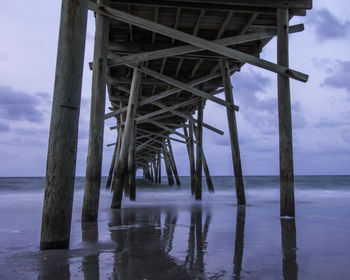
<box><xmin>111</xmin><ymin>68</ymin><xmax>141</xmax><ymax>209</ymax></box>
<box><xmin>157</xmin><ymin>152</ymin><xmax>161</xmax><ymax>183</ymax></box>
<box><xmin>82</xmin><ymin>0</ymin><xmax>109</xmax><ymax>222</ymax></box>
<box><xmin>40</xmin><ymin>0</ymin><xmax>88</xmax><ymax>250</ymax></box>
<box><xmin>129</xmin><ymin>122</ymin><xmax>137</xmax><ymax>201</ymax></box>
<box><xmin>277</xmin><ymin>8</ymin><xmax>295</xmax><ymax>217</ymax></box>
<box><xmin>220</xmin><ymin>59</ymin><xmax>246</xmax><ymax>206</ymax></box>
<box><xmin>195</xmin><ymin>100</ymin><xmax>204</xmax><ymax>200</ymax></box>
<box><xmin>106</xmin><ymin>132</ymin><xmax>117</xmax><ymax>189</ymax></box>
<box><xmin>183</xmin><ymin>125</ymin><xmax>195</xmax><ymax>195</ymax></box>
<box><xmin>167</xmin><ymin>138</ymin><xmax>181</xmax><ymax>186</ymax></box>
<box><xmin>163</xmin><ymin>141</ymin><xmax>175</xmax><ymax>186</ymax></box>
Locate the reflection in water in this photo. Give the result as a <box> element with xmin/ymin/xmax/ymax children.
<box><xmin>37</xmin><ymin>254</ymin><xmax>70</xmax><ymax>280</ymax></box>
<box><xmin>233</xmin><ymin>206</ymin><xmax>246</xmax><ymax>280</ymax></box>
<box><xmin>281</xmin><ymin>218</ymin><xmax>298</xmax><ymax>280</ymax></box>
<box><xmin>81</xmin><ymin>222</ymin><xmax>100</xmax><ymax>280</ymax></box>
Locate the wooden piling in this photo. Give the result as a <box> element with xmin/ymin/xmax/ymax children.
<box><xmin>195</xmin><ymin>99</ymin><xmax>204</xmax><ymax>200</ymax></box>
<box><xmin>40</xmin><ymin>0</ymin><xmax>88</xmax><ymax>250</ymax></box>
<box><xmin>157</xmin><ymin>152</ymin><xmax>161</xmax><ymax>183</ymax></box>
<box><xmin>129</xmin><ymin>122</ymin><xmax>137</xmax><ymax>200</ymax></box>
<box><xmin>220</xmin><ymin>58</ymin><xmax>246</xmax><ymax>206</ymax></box>
<box><xmin>163</xmin><ymin>142</ymin><xmax>175</xmax><ymax>185</ymax></box>
<box><xmin>188</xmin><ymin>118</ymin><xmax>196</xmax><ymax>195</ymax></box>
<box><xmin>153</xmin><ymin>159</ymin><xmax>158</xmax><ymax>183</ymax></box>
<box><xmin>167</xmin><ymin>138</ymin><xmax>181</xmax><ymax>186</ymax></box>
<box><xmin>111</xmin><ymin>68</ymin><xmax>141</xmax><ymax>209</ymax></box>
<box><xmin>82</xmin><ymin>0</ymin><xmax>109</xmax><ymax>222</ymax></box>
<box><xmin>277</xmin><ymin>8</ymin><xmax>295</xmax><ymax>217</ymax></box>
<box><xmin>106</xmin><ymin>132</ymin><xmax>118</xmax><ymax>189</ymax></box>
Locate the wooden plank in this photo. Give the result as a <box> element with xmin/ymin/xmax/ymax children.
<box><xmin>89</xmin><ymin>3</ymin><xmax>308</xmax><ymax>82</ymax></box>
<box><xmin>109</xmin><ymin>24</ymin><xmax>304</xmax><ymax>67</ymax></box>
<box><xmin>40</xmin><ymin>0</ymin><xmax>88</xmax><ymax>251</ymax></box>
<box><xmin>220</xmin><ymin>58</ymin><xmax>246</xmax><ymax>206</ymax></box>
<box><xmin>82</xmin><ymin>0</ymin><xmax>109</xmax><ymax>222</ymax></box>
<box><xmin>111</xmin><ymin>0</ymin><xmax>312</xmax><ymax>9</ymax></box>
<box><xmin>278</xmin><ymin>8</ymin><xmax>295</xmax><ymax>217</ymax></box>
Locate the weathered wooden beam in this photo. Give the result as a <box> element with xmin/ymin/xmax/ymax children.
<box><xmin>40</xmin><ymin>0</ymin><xmax>88</xmax><ymax>250</ymax></box>
<box><xmin>135</xmin><ymin>65</ymin><xmax>239</xmax><ymax>110</ymax></box>
<box><xmin>89</xmin><ymin>3</ymin><xmax>308</xmax><ymax>82</ymax></box>
<box><xmin>195</xmin><ymin>100</ymin><xmax>204</xmax><ymax>200</ymax></box>
<box><xmin>162</xmin><ymin>142</ymin><xmax>175</xmax><ymax>185</ymax></box>
<box><xmin>106</xmin><ymin>134</ymin><xmax>118</xmax><ymax>189</ymax></box>
<box><xmin>110</xmin><ymin>24</ymin><xmax>303</xmax><ymax>67</ymax></box>
<box><xmin>220</xmin><ymin>58</ymin><xmax>246</xmax><ymax>206</ymax></box>
<box><xmin>157</xmin><ymin>152</ymin><xmax>162</xmax><ymax>183</ymax></box>
<box><xmin>278</xmin><ymin>8</ymin><xmax>295</xmax><ymax>217</ymax></box>
<box><xmin>115</xmin><ymin>85</ymin><xmax>224</xmax><ymax>135</ymax></box>
<box><xmin>183</xmin><ymin>124</ymin><xmax>195</xmax><ymax>195</ymax></box>
<box><xmin>129</xmin><ymin>122</ymin><xmax>137</xmax><ymax>201</ymax></box>
<box><xmin>167</xmin><ymin>138</ymin><xmax>181</xmax><ymax>186</ymax></box>
<box><xmin>136</xmin><ymin>138</ymin><xmax>154</xmax><ymax>152</ymax></box>
<box><xmin>109</xmin><ymin>0</ymin><xmax>312</xmax><ymax>10</ymax></box>
<box><xmin>82</xmin><ymin>0</ymin><xmax>109</xmax><ymax>222</ymax></box>
<box><xmin>111</xmin><ymin>68</ymin><xmax>141</xmax><ymax>209</ymax></box>
<box><xmin>105</xmin><ymin>72</ymin><xmax>223</xmax><ymax>119</ymax></box>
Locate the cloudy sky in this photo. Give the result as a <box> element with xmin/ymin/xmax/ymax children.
<box><xmin>0</xmin><ymin>0</ymin><xmax>349</xmax><ymax>177</ymax></box>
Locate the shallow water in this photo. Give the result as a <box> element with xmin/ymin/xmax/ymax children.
<box><xmin>0</xmin><ymin>176</ymin><xmax>350</xmax><ymax>279</ymax></box>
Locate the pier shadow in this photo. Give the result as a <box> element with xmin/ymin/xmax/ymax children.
<box><xmin>281</xmin><ymin>218</ymin><xmax>298</xmax><ymax>280</ymax></box>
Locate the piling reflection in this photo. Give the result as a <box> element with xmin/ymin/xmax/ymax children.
<box><xmin>81</xmin><ymin>221</ymin><xmax>100</xmax><ymax>280</ymax></box>
<box><xmin>281</xmin><ymin>218</ymin><xmax>298</xmax><ymax>280</ymax></box>
<box><xmin>37</xmin><ymin>254</ymin><xmax>70</xmax><ymax>280</ymax></box>
<box><xmin>233</xmin><ymin>206</ymin><xmax>246</xmax><ymax>279</ymax></box>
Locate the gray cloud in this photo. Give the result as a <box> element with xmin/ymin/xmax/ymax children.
<box><xmin>0</xmin><ymin>86</ymin><xmax>47</xmax><ymax>122</ymax></box>
<box><xmin>307</xmin><ymin>9</ymin><xmax>350</xmax><ymax>42</ymax></box>
<box><xmin>322</xmin><ymin>60</ymin><xmax>350</xmax><ymax>93</ymax></box>
<box><xmin>0</xmin><ymin>121</ymin><xmax>10</xmax><ymax>132</ymax></box>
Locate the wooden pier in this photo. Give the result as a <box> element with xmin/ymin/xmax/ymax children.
<box><xmin>40</xmin><ymin>0</ymin><xmax>312</xmax><ymax>249</ymax></box>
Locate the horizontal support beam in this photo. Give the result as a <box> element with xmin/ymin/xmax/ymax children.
<box><xmin>89</xmin><ymin>3</ymin><xmax>308</xmax><ymax>82</ymax></box>
<box><xmin>110</xmin><ymin>24</ymin><xmax>304</xmax><ymax>67</ymax></box>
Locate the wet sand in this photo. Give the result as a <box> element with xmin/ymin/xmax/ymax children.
<box><xmin>0</xmin><ymin>176</ymin><xmax>350</xmax><ymax>279</ymax></box>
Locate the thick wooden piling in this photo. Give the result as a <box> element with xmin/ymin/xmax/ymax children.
<box><xmin>220</xmin><ymin>59</ymin><xmax>246</xmax><ymax>206</ymax></box>
<box><xmin>188</xmin><ymin>118</ymin><xmax>196</xmax><ymax>195</ymax></box>
<box><xmin>195</xmin><ymin>99</ymin><xmax>204</xmax><ymax>200</ymax></box>
<box><xmin>277</xmin><ymin>8</ymin><xmax>295</xmax><ymax>217</ymax></box>
<box><xmin>167</xmin><ymin>138</ymin><xmax>181</xmax><ymax>186</ymax></box>
<box><xmin>193</xmin><ymin>126</ymin><xmax>214</xmax><ymax>193</ymax></box>
<box><xmin>153</xmin><ymin>159</ymin><xmax>158</xmax><ymax>183</ymax></box>
<box><xmin>40</xmin><ymin>0</ymin><xmax>88</xmax><ymax>250</ymax></box>
<box><xmin>106</xmin><ymin>133</ymin><xmax>118</xmax><ymax>189</ymax></box>
<box><xmin>129</xmin><ymin>122</ymin><xmax>137</xmax><ymax>200</ymax></box>
<box><xmin>111</xmin><ymin>68</ymin><xmax>141</xmax><ymax>209</ymax></box>
<box><xmin>112</xmin><ymin>109</ymin><xmax>125</xmax><ymax>191</ymax></box>
<box><xmin>163</xmin><ymin>142</ymin><xmax>175</xmax><ymax>185</ymax></box>
<box><xmin>82</xmin><ymin>0</ymin><xmax>109</xmax><ymax>222</ymax></box>
<box><xmin>183</xmin><ymin>126</ymin><xmax>195</xmax><ymax>194</ymax></box>
<box><xmin>157</xmin><ymin>152</ymin><xmax>161</xmax><ymax>183</ymax></box>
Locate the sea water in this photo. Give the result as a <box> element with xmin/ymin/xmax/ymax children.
<box><xmin>0</xmin><ymin>176</ymin><xmax>349</xmax><ymax>279</ymax></box>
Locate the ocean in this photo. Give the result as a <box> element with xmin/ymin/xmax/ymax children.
<box><xmin>0</xmin><ymin>176</ymin><xmax>349</xmax><ymax>279</ymax></box>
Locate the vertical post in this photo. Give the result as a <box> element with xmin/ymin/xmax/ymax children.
<box><xmin>220</xmin><ymin>58</ymin><xmax>246</xmax><ymax>206</ymax></box>
<box><xmin>157</xmin><ymin>152</ymin><xmax>161</xmax><ymax>183</ymax></box>
<box><xmin>111</xmin><ymin>68</ymin><xmax>141</xmax><ymax>209</ymax></box>
<box><xmin>195</xmin><ymin>100</ymin><xmax>204</xmax><ymax>200</ymax></box>
<box><xmin>112</xmin><ymin>108</ymin><xmax>125</xmax><ymax>191</ymax></box>
<box><xmin>188</xmin><ymin>117</ymin><xmax>196</xmax><ymax>195</ymax></box>
<box><xmin>82</xmin><ymin>0</ymin><xmax>109</xmax><ymax>222</ymax></box>
<box><xmin>163</xmin><ymin>143</ymin><xmax>175</xmax><ymax>185</ymax></box>
<box><xmin>129</xmin><ymin>122</ymin><xmax>137</xmax><ymax>201</ymax></box>
<box><xmin>40</xmin><ymin>0</ymin><xmax>88</xmax><ymax>250</ymax></box>
<box><xmin>153</xmin><ymin>159</ymin><xmax>158</xmax><ymax>183</ymax></box>
<box><xmin>106</xmin><ymin>132</ymin><xmax>118</xmax><ymax>189</ymax></box>
<box><xmin>167</xmin><ymin>138</ymin><xmax>181</xmax><ymax>186</ymax></box>
<box><xmin>149</xmin><ymin>162</ymin><xmax>154</xmax><ymax>182</ymax></box>
<box><xmin>193</xmin><ymin>126</ymin><xmax>214</xmax><ymax>193</ymax></box>
<box><xmin>277</xmin><ymin>8</ymin><xmax>295</xmax><ymax>217</ymax></box>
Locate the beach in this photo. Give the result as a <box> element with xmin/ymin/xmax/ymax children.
<box><xmin>0</xmin><ymin>176</ymin><xmax>350</xmax><ymax>279</ymax></box>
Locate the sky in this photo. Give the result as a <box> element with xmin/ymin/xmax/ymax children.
<box><xmin>0</xmin><ymin>0</ymin><xmax>349</xmax><ymax>177</ymax></box>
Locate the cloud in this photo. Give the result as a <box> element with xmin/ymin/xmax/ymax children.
<box><xmin>0</xmin><ymin>121</ymin><xmax>10</xmax><ymax>132</ymax></box>
<box><xmin>307</xmin><ymin>9</ymin><xmax>350</xmax><ymax>42</ymax></box>
<box><xmin>0</xmin><ymin>86</ymin><xmax>48</xmax><ymax>122</ymax></box>
<box><xmin>322</xmin><ymin>60</ymin><xmax>350</xmax><ymax>93</ymax></box>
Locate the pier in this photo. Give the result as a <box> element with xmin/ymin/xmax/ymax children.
<box><xmin>40</xmin><ymin>0</ymin><xmax>312</xmax><ymax>250</ymax></box>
